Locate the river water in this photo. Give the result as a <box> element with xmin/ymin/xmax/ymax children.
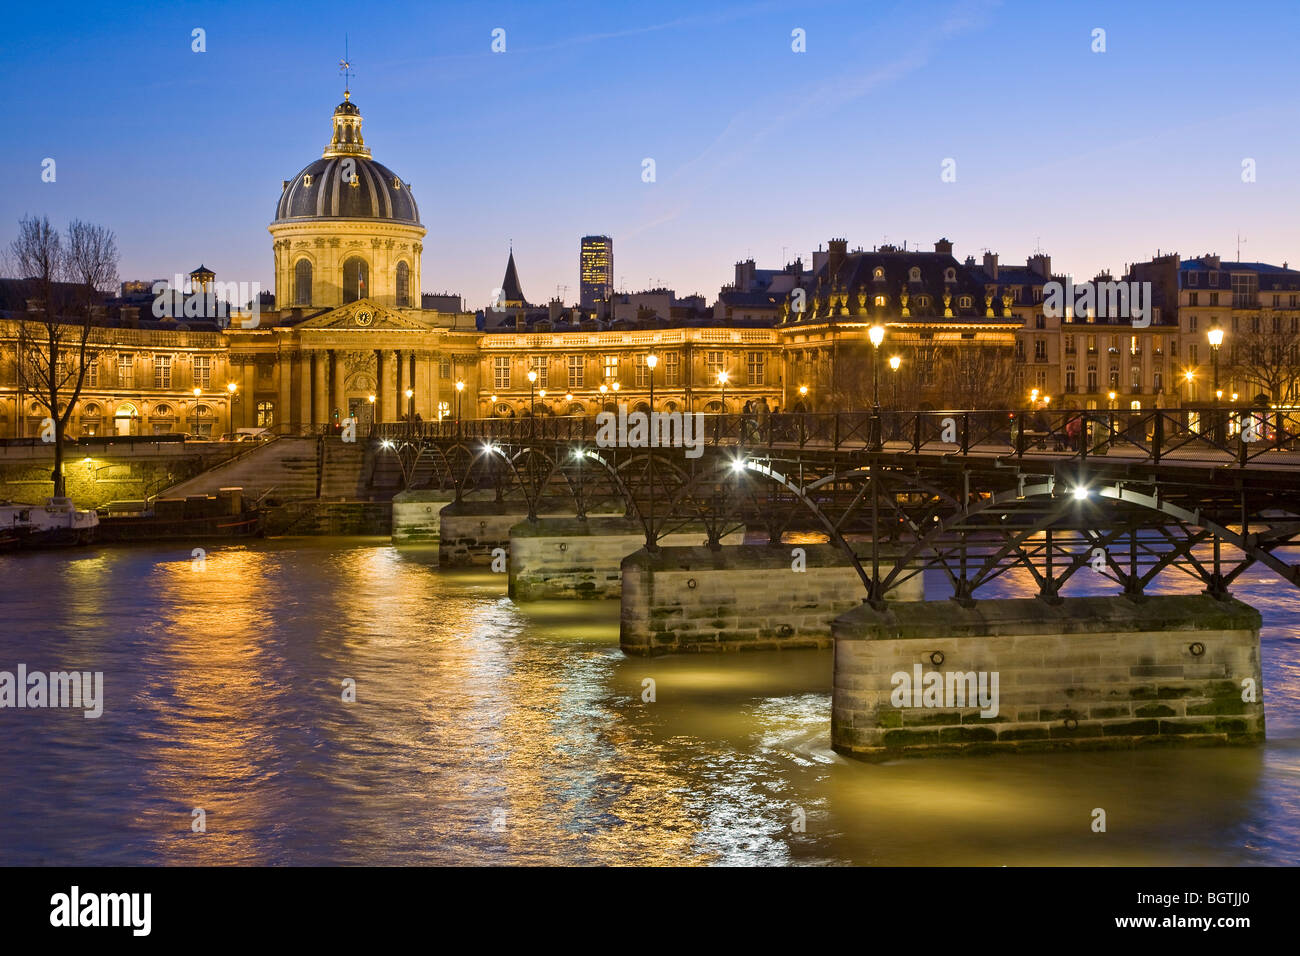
<box><xmin>1</xmin><ymin>537</ymin><xmax>1297</xmax><ymax>865</ymax></box>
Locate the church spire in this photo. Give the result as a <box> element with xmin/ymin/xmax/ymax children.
<box><xmin>502</xmin><ymin>249</ymin><xmax>527</xmax><ymax>306</ymax></box>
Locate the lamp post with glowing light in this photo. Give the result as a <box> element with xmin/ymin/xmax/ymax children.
<box><xmin>527</xmin><ymin>369</ymin><xmax>537</xmax><ymax>437</ymax></box>
<box><xmin>226</xmin><ymin>381</ymin><xmax>238</xmax><ymax>433</ymax></box>
<box><xmin>1208</xmin><ymin>326</ymin><xmax>1225</xmax><ymax>443</ymax></box>
<box><xmin>646</xmin><ymin>353</ymin><xmax>659</xmax><ymax>552</ymax></box>
<box><xmin>888</xmin><ymin>354</ymin><xmax>901</xmax><ymax>407</ymax></box>
<box><xmin>455</xmin><ymin>379</ymin><xmax>464</xmax><ymax>424</ymax></box>
<box><xmin>868</xmin><ymin>324</ymin><xmax>885</xmax><ymax>451</ymax></box>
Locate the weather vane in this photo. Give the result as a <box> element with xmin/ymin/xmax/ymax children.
<box><xmin>339</xmin><ymin>36</ymin><xmax>355</xmax><ymax>95</ymax></box>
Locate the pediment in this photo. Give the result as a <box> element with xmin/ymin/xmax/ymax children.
<box><xmin>297</xmin><ymin>299</ymin><xmax>433</xmax><ymax>331</ymax></box>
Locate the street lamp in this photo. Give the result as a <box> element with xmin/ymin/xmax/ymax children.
<box><xmin>645</xmin><ymin>353</ymin><xmax>659</xmax><ymax>551</ymax></box>
<box><xmin>888</xmin><ymin>354</ymin><xmax>901</xmax><ymax>406</ymax></box>
<box><xmin>1208</xmin><ymin>326</ymin><xmax>1224</xmax><ymax>398</ymax></box>
<box><xmin>455</xmin><ymin>379</ymin><xmax>464</xmax><ymax>421</ymax></box>
<box><xmin>527</xmin><ymin>369</ymin><xmax>537</xmax><ymax>419</ymax></box>
<box><xmin>717</xmin><ymin>369</ymin><xmax>729</xmax><ymax>414</ymax></box>
<box><xmin>1208</xmin><ymin>326</ymin><xmax>1225</xmax><ymax>442</ymax></box>
<box><xmin>489</xmin><ymin>393</ymin><xmax>497</xmax><ymax>418</ymax></box>
<box><xmin>226</xmin><ymin>382</ymin><xmax>238</xmax><ymax>432</ymax></box>
<box><xmin>868</xmin><ymin>323</ymin><xmax>885</xmax><ymax>451</ymax></box>
<box><xmin>646</xmin><ymin>353</ymin><xmax>658</xmax><ymax>413</ymax></box>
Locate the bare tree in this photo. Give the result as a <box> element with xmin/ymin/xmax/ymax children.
<box><xmin>10</xmin><ymin>216</ymin><xmax>118</xmax><ymax>498</ymax></box>
<box><xmin>1227</xmin><ymin>309</ymin><xmax>1300</xmax><ymax>403</ymax></box>
<box><xmin>932</xmin><ymin>344</ymin><xmax>1016</xmax><ymax>409</ymax></box>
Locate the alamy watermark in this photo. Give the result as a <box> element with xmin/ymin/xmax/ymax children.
<box><xmin>0</xmin><ymin>664</ymin><xmax>103</xmax><ymax>718</ymax></box>
<box><xmin>595</xmin><ymin>403</ymin><xmax>704</xmax><ymax>459</ymax></box>
<box><xmin>891</xmin><ymin>664</ymin><xmax>999</xmax><ymax>718</ymax></box>
<box><xmin>152</xmin><ymin>275</ymin><xmax>260</xmax><ymax>328</ymax></box>
<box><xmin>1043</xmin><ymin>277</ymin><xmax>1152</xmax><ymax>327</ymax></box>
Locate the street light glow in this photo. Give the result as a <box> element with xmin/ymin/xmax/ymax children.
<box><xmin>889</xmin><ymin>355</ymin><xmax>901</xmax><ymax>371</ymax></box>
<box><xmin>646</xmin><ymin>353</ymin><xmax>658</xmax><ymax>369</ymax></box>
<box><xmin>869</xmin><ymin>324</ymin><xmax>885</xmax><ymax>348</ymax></box>
<box><xmin>1208</xmin><ymin>327</ymin><xmax>1225</xmax><ymax>348</ymax></box>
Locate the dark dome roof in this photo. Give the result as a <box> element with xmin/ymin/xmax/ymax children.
<box><xmin>275</xmin><ymin>156</ymin><xmax>420</xmax><ymax>224</ymax></box>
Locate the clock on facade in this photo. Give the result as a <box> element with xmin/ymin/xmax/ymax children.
<box><xmin>354</xmin><ymin>309</ymin><xmax>374</xmax><ymax>326</ymax></box>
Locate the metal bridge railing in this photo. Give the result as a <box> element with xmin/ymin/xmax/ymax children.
<box><xmin>365</xmin><ymin>405</ymin><xmax>1300</xmax><ymax>467</ymax></box>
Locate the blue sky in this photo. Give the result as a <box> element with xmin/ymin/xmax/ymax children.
<box><xmin>5</xmin><ymin>0</ymin><xmax>1298</xmax><ymax>308</ymax></box>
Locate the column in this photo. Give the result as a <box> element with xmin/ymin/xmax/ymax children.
<box><xmin>241</xmin><ymin>359</ymin><xmax>255</xmax><ymax>429</ymax></box>
<box><xmin>311</xmin><ymin>352</ymin><xmax>325</xmax><ymax>428</ymax></box>
<box><xmin>408</xmin><ymin>352</ymin><xmax>417</xmax><ymax>420</ymax></box>
<box><xmin>328</xmin><ymin>348</ymin><xmax>342</xmax><ymax>423</ymax></box>
<box><xmin>374</xmin><ymin>349</ymin><xmax>385</xmax><ymax>423</ymax></box>
<box><xmin>395</xmin><ymin>349</ymin><xmax>404</xmax><ymax>420</ymax></box>
<box><xmin>277</xmin><ymin>352</ymin><xmax>292</xmax><ymax>433</ymax></box>
<box><xmin>296</xmin><ymin>354</ymin><xmax>311</xmax><ymax>432</ymax></box>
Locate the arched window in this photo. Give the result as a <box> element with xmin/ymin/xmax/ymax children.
<box><xmin>256</xmin><ymin>401</ymin><xmax>275</xmax><ymax>427</ymax></box>
<box><xmin>343</xmin><ymin>257</ymin><xmax>369</xmax><ymax>303</ymax></box>
<box><xmin>80</xmin><ymin>403</ymin><xmax>102</xmax><ymax>436</ymax></box>
<box><xmin>944</xmin><ymin>268</ymin><xmax>956</xmax><ymax>283</ymax></box>
<box><xmin>294</xmin><ymin>259</ymin><xmax>313</xmax><ymax>306</ymax></box>
<box><xmin>909</xmin><ymin>267</ymin><xmax>921</xmax><ymax>282</ymax></box>
<box><xmin>395</xmin><ymin>261</ymin><xmax>410</xmax><ymax>307</ymax></box>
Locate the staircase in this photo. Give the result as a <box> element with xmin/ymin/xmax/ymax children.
<box><xmin>369</xmin><ymin>446</ymin><xmax>404</xmax><ymax>495</ymax></box>
<box><xmin>158</xmin><ymin>437</ymin><xmax>321</xmax><ymax>503</ymax></box>
<box><xmin>318</xmin><ymin>437</ymin><xmax>368</xmax><ymax>499</ymax></box>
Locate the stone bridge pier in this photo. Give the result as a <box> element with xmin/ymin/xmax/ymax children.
<box><xmin>620</xmin><ymin>544</ymin><xmax>925</xmax><ymax>655</ymax></box>
<box><xmin>831</xmin><ymin>594</ymin><xmax>1264</xmax><ymax>759</ymax></box>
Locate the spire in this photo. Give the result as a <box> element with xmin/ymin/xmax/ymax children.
<box><xmin>502</xmin><ymin>250</ymin><xmax>527</xmax><ymax>306</ymax></box>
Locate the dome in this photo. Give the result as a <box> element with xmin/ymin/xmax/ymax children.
<box><xmin>275</xmin><ymin>156</ymin><xmax>420</xmax><ymax>223</ymax></box>
<box><xmin>273</xmin><ymin>93</ymin><xmax>420</xmax><ymax>225</ymax></box>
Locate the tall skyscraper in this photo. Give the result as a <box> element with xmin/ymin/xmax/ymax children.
<box><xmin>580</xmin><ymin>235</ymin><xmax>613</xmax><ymax>308</ymax></box>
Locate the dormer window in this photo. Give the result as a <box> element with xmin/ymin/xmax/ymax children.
<box><xmin>393</xmin><ymin>178</ymin><xmax>402</xmax><ymax>189</ymax></box>
<box><xmin>959</xmin><ymin>295</ymin><xmax>972</xmax><ymax>308</ymax></box>
<box><xmin>944</xmin><ymin>268</ymin><xmax>956</xmax><ymax>283</ymax></box>
<box><xmin>874</xmin><ymin>295</ymin><xmax>887</xmax><ymax>307</ymax></box>
<box><xmin>1187</xmin><ymin>272</ymin><xmax>1198</xmax><ymax>286</ymax></box>
<box><xmin>873</xmin><ymin>267</ymin><xmax>885</xmax><ymax>280</ymax></box>
<box><xmin>909</xmin><ymin>267</ymin><xmax>921</xmax><ymax>282</ymax></box>
<box><xmin>303</xmin><ymin>174</ymin><xmax>313</xmax><ymax>187</ymax></box>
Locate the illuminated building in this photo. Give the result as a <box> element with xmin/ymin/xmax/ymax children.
<box><xmin>580</xmin><ymin>235</ymin><xmax>613</xmax><ymax>308</ymax></box>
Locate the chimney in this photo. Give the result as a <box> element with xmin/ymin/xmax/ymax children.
<box><xmin>812</xmin><ymin>243</ymin><xmax>829</xmax><ymax>275</ymax></box>
<box><xmin>1027</xmin><ymin>254</ymin><xmax>1052</xmax><ymax>279</ymax></box>
<box><xmin>933</xmin><ymin>238</ymin><xmax>953</xmax><ymax>255</ymax></box>
<box><xmin>983</xmin><ymin>252</ymin><xmax>999</xmax><ymax>280</ymax></box>
<box><xmin>736</xmin><ymin>259</ymin><xmax>756</xmax><ymax>292</ymax></box>
<box><xmin>828</xmin><ymin>238</ymin><xmax>848</xmax><ymax>278</ymax></box>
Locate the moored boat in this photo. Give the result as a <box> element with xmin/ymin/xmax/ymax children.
<box><xmin>0</xmin><ymin>497</ymin><xmax>99</xmax><ymax>548</ymax></box>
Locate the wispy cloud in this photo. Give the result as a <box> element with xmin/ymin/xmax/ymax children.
<box><xmin>626</xmin><ymin>0</ymin><xmax>1002</xmax><ymax>238</ymax></box>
